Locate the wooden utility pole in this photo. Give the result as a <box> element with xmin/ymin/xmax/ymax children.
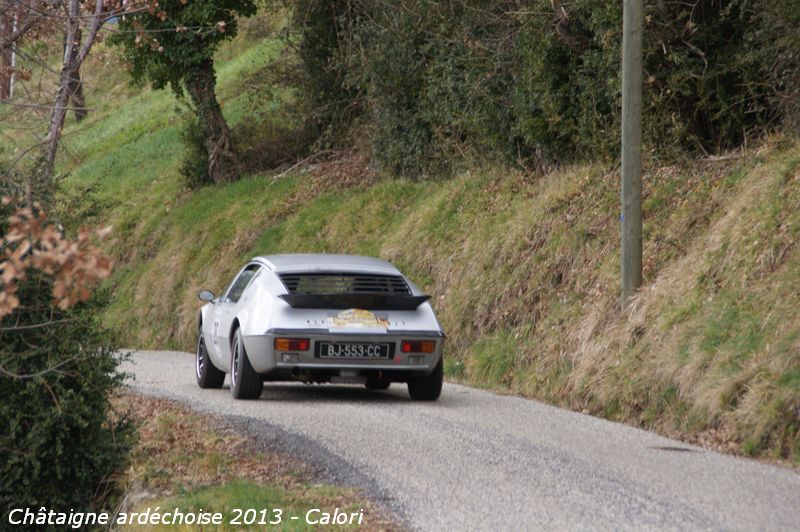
<box><xmin>621</xmin><ymin>0</ymin><xmax>643</xmax><ymax>311</ymax></box>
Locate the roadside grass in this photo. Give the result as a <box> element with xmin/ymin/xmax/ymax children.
<box><xmin>131</xmin><ymin>482</ymin><xmax>366</xmax><ymax>532</ymax></box>
<box><xmin>54</xmin><ymin>27</ymin><xmax>800</xmax><ymax>463</ymax></box>
<box><xmin>117</xmin><ymin>393</ymin><xmax>397</xmax><ymax>531</ymax></box>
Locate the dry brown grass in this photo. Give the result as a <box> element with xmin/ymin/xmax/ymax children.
<box><xmin>560</xmin><ymin>140</ymin><xmax>800</xmax><ymax>461</ymax></box>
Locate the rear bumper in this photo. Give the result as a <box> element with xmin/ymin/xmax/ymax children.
<box><xmin>243</xmin><ymin>328</ymin><xmax>444</xmax><ymax>376</ymax></box>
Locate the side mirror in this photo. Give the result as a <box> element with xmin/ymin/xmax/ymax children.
<box><xmin>198</xmin><ymin>290</ymin><xmax>215</xmax><ymax>303</ymax></box>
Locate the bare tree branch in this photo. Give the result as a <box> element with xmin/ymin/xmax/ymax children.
<box><xmin>0</xmin><ymin>2</ymin><xmax>37</xmax><ymax>53</ymax></box>
<box><xmin>0</xmin><ymin>317</ymin><xmax>77</xmax><ymax>331</ymax></box>
<box><xmin>76</xmin><ymin>0</ymin><xmax>103</xmax><ymax>65</ymax></box>
<box><xmin>0</xmin><ymin>354</ymin><xmax>79</xmax><ymax>379</ymax></box>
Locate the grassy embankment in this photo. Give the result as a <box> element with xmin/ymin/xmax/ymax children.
<box><xmin>59</xmin><ymin>30</ymin><xmax>799</xmax><ymax>463</ymax></box>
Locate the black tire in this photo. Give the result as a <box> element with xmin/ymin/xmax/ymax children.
<box><xmin>230</xmin><ymin>328</ymin><xmax>263</xmax><ymax>400</ymax></box>
<box><xmin>196</xmin><ymin>333</ymin><xmax>225</xmax><ymax>389</ymax></box>
<box><xmin>365</xmin><ymin>374</ymin><xmax>391</xmax><ymax>391</ymax></box>
<box><xmin>407</xmin><ymin>359</ymin><xmax>443</xmax><ymax>401</ymax></box>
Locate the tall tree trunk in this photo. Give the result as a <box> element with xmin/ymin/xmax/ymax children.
<box><xmin>42</xmin><ymin>0</ymin><xmax>79</xmax><ymax>179</ymax></box>
<box><xmin>8</xmin><ymin>5</ymin><xmax>16</xmax><ymax>99</ymax></box>
<box><xmin>66</xmin><ymin>28</ymin><xmax>87</xmax><ymax>122</ymax></box>
<box><xmin>185</xmin><ymin>58</ymin><xmax>240</xmax><ymax>183</ymax></box>
<box><xmin>41</xmin><ymin>0</ymin><xmax>105</xmax><ymax>179</ymax></box>
<box><xmin>0</xmin><ymin>7</ymin><xmax>9</xmax><ymax>100</ymax></box>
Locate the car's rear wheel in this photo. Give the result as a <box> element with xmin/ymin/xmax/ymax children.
<box><xmin>365</xmin><ymin>374</ymin><xmax>391</xmax><ymax>391</ymax></box>
<box><xmin>407</xmin><ymin>359</ymin><xmax>443</xmax><ymax>401</ymax></box>
<box><xmin>196</xmin><ymin>333</ymin><xmax>224</xmax><ymax>389</ymax></box>
<box><xmin>230</xmin><ymin>328</ymin><xmax>263</xmax><ymax>399</ymax></box>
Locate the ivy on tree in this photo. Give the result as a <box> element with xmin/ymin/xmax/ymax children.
<box><xmin>110</xmin><ymin>0</ymin><xmax>256</xmax><ymax>184</ymax></box>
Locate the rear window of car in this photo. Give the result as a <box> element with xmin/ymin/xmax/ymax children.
<box><xmin>278</xmin><ymin>273</ymin><xmax>411</xmax><ymax>296</ymax></box>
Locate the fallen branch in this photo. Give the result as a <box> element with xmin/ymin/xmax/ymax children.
<box><xmin>270</xmin><ymin>150</ymin><xmax>334</xmax><ymax>183</ymax></box>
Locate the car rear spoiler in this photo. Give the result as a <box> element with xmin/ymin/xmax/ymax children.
<box><xmin>279</xmin><ymin>293</ymin><xmax>431</xmax><ymax>311</ymax></box>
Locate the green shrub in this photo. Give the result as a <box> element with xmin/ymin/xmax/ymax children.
<box><xmin>283</xmin><ymin>0</ymin><xmax>800</xmax><ymax>176</ymax></box>
<box><xmin>513</xmin><ymin>2</ymin><xmax>622</xmax><ymax>160</ymax></box>
<box><xmin>0</xmin><ymin>276</ymin><xmax>134</xmax><ymax>528</ymax></box>
<box><xmin>289</xmin><ymin>0</ymin><xmax>363</xmax><ymax>143</ymax></box>
<box><xmin>0</xmin><ymin>195</ymin><xmax>134</xmax><ymax>527</ymax></box>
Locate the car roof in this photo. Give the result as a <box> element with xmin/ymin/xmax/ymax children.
<box><xmin>254</xmin><ymin>254</ymin><xmax>403</xmax><ymax>275</ymax></box>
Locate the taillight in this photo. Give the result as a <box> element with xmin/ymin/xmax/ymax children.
<box><xmin>274</xmin><ymin>338</ymin><xmax>310</xmax><ymax>351</ymax></box>
<box><xmin>401</xmin><ymin>340</ymin><xmax>436</xmax><ymax>353</ymax></box>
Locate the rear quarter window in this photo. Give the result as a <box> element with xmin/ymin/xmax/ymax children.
<box><xmin>225</xmin><ymin>265</ymin><xmax>260</xmax><ymax>303</ymax></box>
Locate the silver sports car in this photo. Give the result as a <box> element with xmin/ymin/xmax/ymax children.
<box><xmin>195</xmin><ymin>254</ymin><xmax>445</xmax><ymax>400</ymax></box>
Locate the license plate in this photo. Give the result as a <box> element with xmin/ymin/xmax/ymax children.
<box><xmin>315</xmin><ymin>342</ymin><xmax>393</xmax><ymax>359</ymax></box>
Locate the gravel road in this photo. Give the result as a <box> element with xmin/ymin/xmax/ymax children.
<box><xmin>123</xmin><ymin>350</ymin><xmax>800</xmax><ymax>531</ymax></box>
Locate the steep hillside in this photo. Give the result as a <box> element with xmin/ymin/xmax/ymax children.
<box><xmin>59</xmin><ymin>33</ymin><xmax>799</xmax><ymax>462</ymax></box>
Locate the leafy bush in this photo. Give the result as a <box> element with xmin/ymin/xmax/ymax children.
<box><xmin>0</xmin><ymin>280</ymin><xmax>134</xmax><ymax>526</ymax></box>
<box><xmin>290</xmin><ymin>0</ymin><xmax>363</xmax><ymax>143</ymax></box>
<box><xmin>524</xmin><ymin>0</ymin><xmax>800</xmax><ymax>160</ymax></box>
<box><xmin>284</xmin><ymin>0</ymin><xmax>800</xmax><ymax>176</ymax></box>
<box><xmin>0</xmin><ymin>197</ymin><xmax>134</xmax><ymax>527</ymax></box>
<box><xmin>290</xmin><ymin>0</ymin><xmax>516</xmax><ymax>176</ymax></box>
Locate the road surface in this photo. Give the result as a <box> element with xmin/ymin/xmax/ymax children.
<box><xmin>123</xmin><ymin>351</ymin><xmax>800</xmax><ymax>531</ymax></box>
